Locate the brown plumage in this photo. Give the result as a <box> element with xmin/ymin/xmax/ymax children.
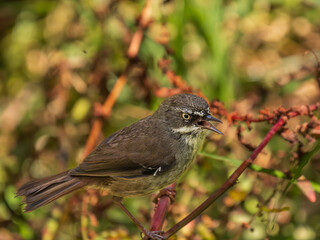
<box><xmin>17</xmin><ymin>94</ymin><xmax>222</xmax><ymax>213</ymax></box>
<box><xmin>17</xmin><ymin>171</ymin><xmax>84</xmax><ymax>212</ymax></box>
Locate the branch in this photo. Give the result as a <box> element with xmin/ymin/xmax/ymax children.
<box><xmin>82</xmin><ymin>0</ymin><xmax>153</xmax><ymax>158</ymax></box>
<box><xmin>160</xmin><ymin>101</ymin><xmax>320</xmax><ymax>238</ymax></box>
<box><xmin>162</xmin><ymin>116</ymin><xmax>287</xmax><ymax>239</ymax></box>
<box><xmin>83</xmin><ymin>68</ymin><xmax>130</xmax><ymax>158</ymax></box>
<box><xmin>149</xmin><ymin>58</ymin><xmax>320</xmax><ymax>239</ymax></box>
<box><xmin>73</xmin><ymin>1</ymin><xmax>154</xmax><ymax>239</ymax></box>
<box><xmin>149</xmin><ymin>183</ymin><xmax>176</xmax><ymax>233</ymax></box>
<box><xmin>127</xmin><ymin>0</ymin><xmax>153</xmax><ymax>58</ymax></box>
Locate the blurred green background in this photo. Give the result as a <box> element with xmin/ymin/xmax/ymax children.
<box><xmin>0</xmin><ymin>0</ymin><xmax>320</xmax><ymax>239</ymax></box>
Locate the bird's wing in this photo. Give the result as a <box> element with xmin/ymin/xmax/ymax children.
<box><xmin>70</xmin><ymin>117</ymin><xmax>177</xmax><ymax>178</ymax></box>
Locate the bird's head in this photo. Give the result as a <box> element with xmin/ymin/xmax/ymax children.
<box><xmin>155</xmin><ymin>94</ymin><xmax>222</xmax><ymax>135</ymax></box>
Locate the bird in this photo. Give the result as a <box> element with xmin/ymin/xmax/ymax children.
<box><xmin>17</xmin><ymin>93</ymin><xmax>222</xmax><ymax>239</ymax></box>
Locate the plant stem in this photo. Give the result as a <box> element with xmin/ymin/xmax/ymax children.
<box><xmin>163</xmin><ymin>116</ymin><xmax>287</xmax><ymax>239</ymax></box>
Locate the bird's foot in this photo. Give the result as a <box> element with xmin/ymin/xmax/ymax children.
<box><xmin>153</xmin><ymin>186</ymin><xmax>176</xmax><ymax>204</ymax></box>
<box><xmin>141</xmin><ymin>230</ymin><xmax>165</xmax><ymax>240</ymax></box>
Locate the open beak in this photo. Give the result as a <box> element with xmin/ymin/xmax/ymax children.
<box><xmin>198</xmin><ymin>114</ymin><xmax>223</xmax><ymax>135</ymax></box>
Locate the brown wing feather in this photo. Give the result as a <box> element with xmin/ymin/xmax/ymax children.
<box><xmin>70</xmin><ymin>116</ymin><xmax>177</xmax><ymax>178</ymax></box>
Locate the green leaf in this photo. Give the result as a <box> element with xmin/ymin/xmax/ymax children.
<box><xmin>199</xmin><ymin>152</ymin><xmax>287</xmax><ymax>179</ymax></box>
<box><xmin>71</xmin><ymin>98</ymin><xmax>91</xmax><ymax>122</ymax></box>
<box><xmin>199</xmin><ymin>150</ymin><xmax>320</xmax><ymax>194</ymax></box>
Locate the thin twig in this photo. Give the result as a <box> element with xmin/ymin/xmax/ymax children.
<box><xmin>128</xmin><ymin>0</ymin><xmax>153</xmax><ymax>58</ymax></box>
<box><xmin>162</xmin><ymin>102</ymin><xmax>320</xmax><ymax>238</ymax></box>
<box><xmin>146</xmin><ymin>101</ymin><xmax>319</xmax><ymax>239</ymax></box>
<box><xmin>83</xmin><ymin>72</ymin><xmax>129</xmax><ymax>158</ymax></box>
<box><xmin>162</xmin><ymin>116</ymin><xmax>288</xmax><ymax>239</ymax></box>
<box><xmin>82</xmin><ymin>0</ymin><xmax>153</xmax><ymax>160</ymax></box>
<box><xmin>78</xmin><ymin>1</ymin><xmax>154</xmax><ymax>238</ymax></box>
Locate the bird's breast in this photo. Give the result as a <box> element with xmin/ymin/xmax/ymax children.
<box><xmin>108</xmin><ymin>131</ymin><xmax>205</xmax><ymax>198</ymax></box>
<box><xmin>172</xmin><ymin>131</ymin><xmax>205</xmax><ymax>176</ymax></box>
<box><xmin>180</xmin><ymin>131</ymin><xmax>205</xmax><ymax>156</ymax></box>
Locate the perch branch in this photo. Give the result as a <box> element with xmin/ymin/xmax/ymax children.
<box><xmin>162</xmin><ymin>116</ymin><xmax>287</xmax><ymax>238</ymax></box>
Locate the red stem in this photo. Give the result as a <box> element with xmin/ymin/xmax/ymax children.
<box><xmin>149</xmin><ymin>183</ymin><xmax>176</xmax><ymax>233</ymax></box>
<box><xmin>146</xmin><ymin>103</ymin><xmax>319</xmax><ymax>239</ymax></box>
<box><xmin>150</xmin><ymin>196</ymin><xmax>170</xmax><ymax>231</ymax></box>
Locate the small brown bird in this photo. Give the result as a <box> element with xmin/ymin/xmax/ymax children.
<box><xmin>17</xmin><ymin>93</ymin><xmax>222</xmax><ymax>239</ymax></box>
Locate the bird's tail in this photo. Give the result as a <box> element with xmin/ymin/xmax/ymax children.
<box><xmin>17</xmin><ymin>171</ymin><xmax>85</xmax><ymax>212</ymax></box>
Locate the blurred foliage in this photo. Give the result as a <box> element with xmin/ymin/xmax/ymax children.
<box><xmin>0</xmin><ymin>0</ymin><xmax>320</xmax><ymax>240</ymax></box>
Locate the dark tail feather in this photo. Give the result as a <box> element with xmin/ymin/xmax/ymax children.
<box><xmin>17</xmin><ymin>171</ymin><xmax>85</xmax><ymax>212</ymax></box>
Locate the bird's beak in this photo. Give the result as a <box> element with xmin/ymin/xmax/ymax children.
<box><xmin>198</xmin><ymin>114</ymin><xmax>223</xmax><ymax>135</ymax></box>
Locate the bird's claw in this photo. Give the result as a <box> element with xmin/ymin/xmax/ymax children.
<box><xmin>142</xmin><ymin>230</ymin><xmax>165</xmax><ymax>240</ymax></box>
<box><xmin>153</xmin><ymin>186</ymin><xmax>176</xmax><ymax>204</ymax></box>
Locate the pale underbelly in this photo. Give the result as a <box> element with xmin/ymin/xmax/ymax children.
<box><xmin>109</xmin><ymin>158</ymin><xmax>194</xmax><ymax>197</ymax></box>
<box><xmin>109</xmin><ymin>134</ymin><xmax>204</xmax><ymax>197</ymax></box>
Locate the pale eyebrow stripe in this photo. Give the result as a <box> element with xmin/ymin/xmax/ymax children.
<box><xmin>193</xmin><ymin>111</ymin><xmax>205</xmax><ymax>116</ymax></box>
<box><xmin>174</xmin><ymin>107</ymin><xmax>206</xmax><ymax>116</ymax></box>
<box><xmin>174</xmin><ymin>107</ymin><xmax>192</xmax><ymax>114</ymax></box>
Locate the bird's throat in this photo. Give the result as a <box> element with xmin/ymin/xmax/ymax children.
<box><xmin>181</xmin><ymin>131</ymin><xmax>205</xmax><ymax>149</ymax></box>
<box><xmin>172</xmin><ymin>126</ymin><xmax>205</xmax><ymax>154</ymax></box>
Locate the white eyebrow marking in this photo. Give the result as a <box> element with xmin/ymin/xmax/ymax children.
<box><xmin>174</xmin><ymin>107</ymin><xmax>207</xmax><ymax>116</ymax></box>
<box><xmin>193</xmin><ymin>111</ymin><xmax>205</xmax><ymax>116</ymax></box>
<box><xmin>174</xmin><ymin>107</ymin><xmax>192</xmax><ymax>114</ymax></box>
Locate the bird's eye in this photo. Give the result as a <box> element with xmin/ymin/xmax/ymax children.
<box><xmin>182</xmin><ymin>113</ymin><xmax>191</xmax><ymax>120</ymax></box>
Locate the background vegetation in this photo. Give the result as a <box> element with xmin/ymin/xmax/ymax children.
<box><xmin>0</xmin><ymin>0</ymin><xmax>319</xmax><ymax>239</ymax></box>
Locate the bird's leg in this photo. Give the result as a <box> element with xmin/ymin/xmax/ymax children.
<box><xmin>112</xmin><ymin>196</ymin><xmax>165</xmax><ymax>240</ymax></box>
<box><xmin>153</xmin><ymin>186</ymin><xmax>176</xmax><ymax>204</ymax></box>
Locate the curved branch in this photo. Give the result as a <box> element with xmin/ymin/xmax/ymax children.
<box><xmin>163</xmin><ymin>116</ymin><xmax>287</xmax><ymax>238</ymax></box>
